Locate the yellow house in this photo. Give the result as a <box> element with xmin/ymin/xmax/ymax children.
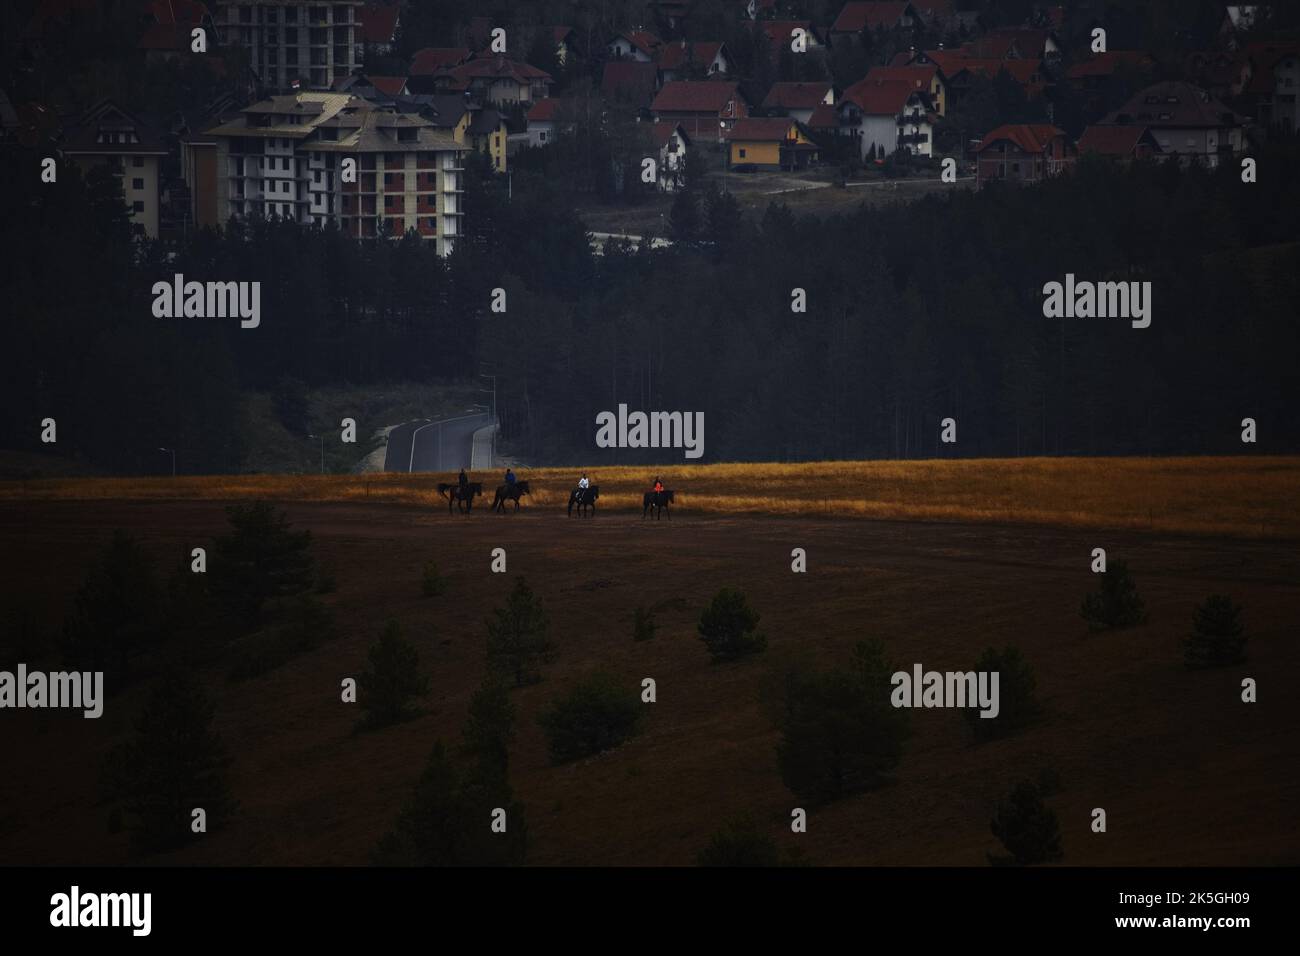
<box><xmin>725</xmin><ymin>118</ymin><xmax>818</xmax><ymax>170</ymax></box>
<box><xmin>468</xmin><ymin>107</ymin><xmax>509</xmax><ymax>173</ymax></box>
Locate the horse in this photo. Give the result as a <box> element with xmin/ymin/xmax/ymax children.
<box><xmin>491</xmin><ymin>480</ymin><xmax>531</xmax><ymax>513</ymax></box>
<box><xmin>436</xmin><ymin>482</ymin><xmax>482</xmax><ymax>514</ymax></box>
<box><xmin>642</xmin><ymin>489</ymin><xmax>674</xmax><ymax>520</ymax></box>
<box><xmin>567</xmin><ymin>485</ymin><xmax>599</xmax><ymax>517</ymax></box>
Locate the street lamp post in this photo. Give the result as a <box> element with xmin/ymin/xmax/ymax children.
<box><xmin>306</xmin><ymin>434</ymin><xmax>325</xmax><ymax>474</ymax></box>
<box><xmin>157</xmin><ymin>447</ymin><xmax>175</xmax><ymax>477</ymax></box>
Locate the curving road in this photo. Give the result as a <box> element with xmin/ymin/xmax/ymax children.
<box><xmin>383</xmin><ymin>413</ymin><xmax>494</xmax><ymax>473</ymax></box>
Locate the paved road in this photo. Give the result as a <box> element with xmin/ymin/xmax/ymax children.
<box><xmin>383</xmin><ymin>413</ymin><xmax>493</xmax><ymax>473</ymax></box>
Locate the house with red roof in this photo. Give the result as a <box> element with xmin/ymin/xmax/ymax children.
<box><xmin>603</xmin><ymin>61</ymin><xmax>660</xmax><ymax>110</ymax></box>
<box><xmin>1077</xmin><ymin>125</ymin><xmax>1163</xmax><ymax>163</ymax></box>
<box><xmin>837</xmin><ymin>75</ymin><xmax>936</xmax><ymax>159</ymax></box>
<box><xmin>525</xmin><ymin>97</ymin><xmax>576</xmax><ymax>148</ymax></box>
<box><xmin>829</xmin><ymin>2</ymin><xmax>921</xmax><ymax>41</ymax></box>
<box><xmin>656</xmin><ymin>40</ymin><xmax>730</xmax><ymax>84</ymax></box>
<box><xmin>1098</xmin><ymin>81</ymin><xmax>1248</xmax><ymax>168</ymax></box>
<box><xmin>865</xmin><ymin>64</ymin><xmax>945</xmax><ymax>116</ymax></box>
<box><xmin>608</xmin><ymin>29</ymin><xmax>663</xmax><ymax>64</ymax></box>
<box><xmin>136</xmin><ymin>0</ymin><xmax>215</xmax><ymax>65</ymax></box>
<box><xmin>724</xmin><ymin>117</ymin><xmax>819</xmax><ymax>170</ymax></box>
<box><xmin>358</xmin><ymin>3</ymin><xmax>401</xmax><ymax>56</ymax></box>
<box><xmin>552</xmin><ymin>27</ymin><xmax>578</xmax><ymax>66</ymax></box>
<box><xmin>651</xmin><ymin>81</ymin><xmax>749</xmax><ymax>142</ymax></box>
<box><xmin>410</xmin><ymin>48</ymin><xmax>472</xmax><ymax>76</ymax></box>
<box><xmin>1243</xmin><ymin>41</ymin><xmax>1300</xmax><ymax>132</ymax></box>
<box><xmin>1066</xmin><ymin>51</ymin><xmax>1156</xmax><ymax>114</ymax></box>
<box><xmin>435</xmin><ymin>56</ymin><xmax>553</xmax><ymax>107</ymax></box>
<box><xmin>762</xmin><ymin>82</ymin><xmax>835</xmax><ymax>125</ymax></box>
<box><xmin>974</xmin><ymin>123</ymin><xmax>1074</xmax><ymax>188</ymax></box>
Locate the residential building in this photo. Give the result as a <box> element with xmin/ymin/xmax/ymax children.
<box><xmin>650</xmin><ymin>122</ymin><xmax>691</xmax><ymax>191</ymax></box>
<box><xmin>434</xmin><ymin>56</ymin><xmax>552</xmax><ymax>107</ymax></box>
<box><xmin>974</xmin><ymin>123</ymin><xmax>1074</xmax><ymax>187</ymax></box>
<box><xmin>200</xmin><ymin>92</ymin><xmax>467</xmax><ymax>254</ymax></box>
<box><xmin>828</xmin><ymin>2</ymin><xmax>920</xmax><ymax>42</ymax></box>
<box><xmin>61</xmin><ymin>100</ymin><xmax>169</xmax><ymax>238</ymax></box>
<box><xmin>357</xmin><ymin>2</ymin><xmax>399</xmax><ymax>58</ymax></box>
<box><xmin>725</xmin><ymin>117</ymin><xmax>819</xmax><ymax>170</ymax></box>
<box><xmin>757</xmin><ymin>21</ymin><xmax>823</xmax><ymax>56</ymax></box>
<box><xmin>866</xmin><ymin>64</ymin><xmax>945</xmax><ymax>116</ymax></box>
<box><xmin>656</xmin><ymin>40</ymin><xmax>730</xmax><ymax>84</ymax></box>
<box><xmin>552</xmin><ymin>26</ymin><xmax>578</xmax><ymax>66</ymax></box>
<box><xmin>214</xmin><ymin>0</ymin><xmax>362</xmax><ymax>92</ymax></box>
<box><xmin>1099</xmin><ymin>81</ymin><xmax>1248</xmax><ymax>168</ymax></box>
<box><xmin>762</xmin><ymin>82</ymin><xmax>835</xmax><ymax>126</ymax></box>
<box><xmin>1077</xmin><ymin>124</ymin><xmax>1163</xmax><ymax>163</ymax></box>
<box><xmin>1245</xmin><ymin>41</ymin><xmax>1300</xmax><ymax>132</ymax></box>
<box><xmin>526</xmin><ymin>97</ymin><xmax>560</xmax><ymax>147</ymax></box>
<box><xmin>468</xmin><ymin>107</ymin><xmax>509</xmax><ymax>172</ymax></box>
<box><xmin>608</xmin><ymin>29</ymin><xmax>662</xmax><ymax>63</ymax></box>
<box><xmin>651</xmin><ymin>81</ymin><xmax>749</xmax><ymax>142</ymax></box>
<box><xmin>837</xmin><ymin>76</ymin><xmax>935</xmax><ymax>159</ymax></box>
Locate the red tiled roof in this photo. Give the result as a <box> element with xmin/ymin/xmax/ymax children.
<box><xmin>366</xmin><ymin>75</ymin><xmax>407</xmax><ymax>97</ymax></box>
<box><xmin>650</xmin><ymin>122</ymin><xmax>690</xmax><ymax>148</ymax></box>
<box><xmin>1245</xmin><ymin>41</ymin><xmax>1300</xmax><ymax>94</ymax></box>
<box><xmin>986</xmin><ymin>28</ymin><xmax>1051</xmax><ymax>57</ymax></box>
<box><xmin>527</xmin><ymin>98</ymin><xmax>560</xmax><ymax>122</ymax></box>
<box><xmin>553</xmin><ymin>26</ymin><xmax>574</xmax><ymax>43</ymax></box>
<box><xmin>657</xmin><ymin>40</ymin><xmax>723</xmax><ymax>71</ymax></box>
<box><xmin>865</xmin><ymin>64</ymin><xmax>937</xmax><ymax>90</ymax></box>
<box><xmin>358</xmin><ymin>4</ymin><xmax>400</xmax><ymax>45</ymax></box>
<box><xmin>1067</xmin><ymin>51</ymin><xmax>1155</xmax><ymax>79</ymax></box>
<box><xmin>975</xmin><ymin>123</ymin><xmax>1064</xmax><ymax>154</ymax></box>
<box><xmin>842</xmin><ymin>77</ymin><xmax>919</xmax><ymax>114</ymax></box>
<box><xmin>1078</xmin><ymin>124</ymin><xmax>1151</xmax><ymax>155</ymax></box>
<box><xmin>831</xmin><ymin>2</ymin><xmax>910</xmax><ymax>33</ymax></box>
<box><xmin>602</xmin><ymin>61</ymin><xmax>659</xmax><ymax>105</ymax></box>
<box><xmin>617</xmin><ymin>29</ymin><xmax>663</xmax><ymax>57</ymax></box>
<box><xmin>410</xmin><ymin>47</ymin><xmax>470</xmax><ymax>75</ymax></box>
<box><xmin>1104</xmin><ymin>81</ymin><xmax>1244</xmax><ymax>128</ymax></box>
<box><xmin>724</xmin><ymin>117</ymin><xmax>801</xmax><ymax>141</ymax></box>
<box><xmin>959</xmin><ymin>36</ymin><xmax>1017</xmax><ymax>59</ymax></box>
<box><xmin>450</xmin><ymin>56</ymin><xmax>552</xmax><ymax>83</ymax></box>
<box><xmin>652</xmin><ymin>80</ymin><xmax>741</xmax><ymax>113</ymax></box>
<box><xmin>808</xmin><ymin>102</ymin><xmax>839</xmax><ymax>128</ymax></box>
<box><xmin>762</xmin><ymin>82</ymin><xmax>832</xmax><ymax>110</ymax></box>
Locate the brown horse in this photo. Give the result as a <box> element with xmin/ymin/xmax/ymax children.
<box><xmin>491</xmin><ymin>480</ymin><xmax>531</xmax><ymax>513</ymax></box>
<box><xmin>642</xmin><ymin>489</ymin><xmax>674</xmax><ymax>520</ymax></box>
<box><xmin>437</xmin><ymin>482</ymin><xmax>482</xmax><ymax>514</ymax></box>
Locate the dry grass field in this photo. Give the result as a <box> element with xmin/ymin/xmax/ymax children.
<box><xmin>1</xmin><ymin>455</ymin><xmax>1297</xmax><ymax>867</ymax></box>
<box><xmin>4</xmin><ymin>456</ymin><xmax>1297</xmax><ymax>538</ymax></box>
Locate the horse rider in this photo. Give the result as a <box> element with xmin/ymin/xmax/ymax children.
<box><xmin>505</xmin><ymin>468</ymin><xmax>516</xmax><ymax>487</ymax></box>
<box><xmin>653</xmin><ymin>476</ymin><xmax>664</xmax><ymax>494</ymax></box>
<box><xmin>577</xmin><ymin>473</ymin><xmax>590</xmax><ymax>497</ymax></box>
<box><xmin>458</xmin><ymin>468</ymin><xmax>469</xmax><ymax>492</ymax></box>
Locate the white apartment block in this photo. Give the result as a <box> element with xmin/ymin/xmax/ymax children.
<box><xmin>203</xmin><ymin>93</ymin><xmax>467</xmax><ymax>256</ymax></box>
<box><xmin>216</xmin><ymin>1</ymin><xmax>362</xmax><ymax>92</ymax></box>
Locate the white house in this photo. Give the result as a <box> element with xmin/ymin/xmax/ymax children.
<box><xmin>651</xmin><ymin>122</ymin><xmax>691</xmax><ymax>191</ymax></box>
<box><xmin>608</xmin><ymin>29</ymin><xmax>662</xmax><ymax>63</ymax></box>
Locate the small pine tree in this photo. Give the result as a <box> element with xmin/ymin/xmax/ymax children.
<box><xmin>102</xmin><ymin>669</ymin><xmax>237</xmax><ymax>855</ymax></box>
<box><xmin>698</xmin><ymin>588</ymin><xmax>767</xmax><ymax>662</ymax></box>
<box><xmin>773</xmin><ymin>640</ymin><xmax>910</xmax><ymax>800</ymax></box>
<box><xmin>421</xmin><ymin>560</ymin><xmax>447</xmax><ymax>597</ymax></box>
<box><xmin>63</xmin><ymin>530</ymin><xmax>165</xmax><ymax>685</ymax></box>
<box><xmin>988</xmin><ymin>781</ymin><xmax>1063</xmax><ymax>866</ymax></box>
<box><xmin>486</xmin><ymin>576</ymin><xmax>555</xmax><ymax>686</ymax></box>
<box><xmin>1081</xmin><ymin>558</ymin><xmax>1146</xmax><ymax>631</ymax></box>
<box><xmin>1184</xmin><ymin>595</ymin><xmax>1247</xmax><ymax>668</ymax></box>
<box><xmin>210</xmin><ymin>501</ymin><xmax>314</xmax><ymax>626</ymax></box>
<box><xmin>632</xmin><ymin>605</ymin><xmax>656</xmax><ymax>642</ymax></box>
<box><xmin>964</xmin><ymin>645</ymin><xmax>1041</xmax><ymax>741</ymax></box>
<box><xmin>538</xmin><ymin>672</ymin><xmax>643</xmax><ymax>764</ymax></box>
<box><xmin>696</xmin><ymin>815</ymin><xmax>782</xmax><ymax>867</ymax></box>
<box><xmin>357</xmin><ymin>620</ymin><xmax>429</xmax><ymax>730</ymax></box>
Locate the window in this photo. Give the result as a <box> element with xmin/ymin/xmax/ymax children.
<box><xmin>132</xmin><ymin>178</ymin><xmax>144</xmax><ymax>190</ymax></box>
<box><xmin>539</xmin><ymin>130</ymin><xmax>547</xmax><ymax>141</ymax></box>
<box><xmin>738</xmin><ymin>148</ymin><xmax>746</xmax><ymax>158</ymax></box>
<box><xmin>384</xmin><ymin>196</ymin><xmax>394</xmax><ymax>209</ymax></box>
<box><xmin>132</xmin><ymin>157</ymin><xmax>144</xmax><ymax>168</ymax></box>
<box><xmin>132</xmin><ymin>201</ymin><xmax>144</xmax><ymax>212</ymax></box>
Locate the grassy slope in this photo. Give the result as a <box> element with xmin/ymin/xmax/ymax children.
<box><xmin>2</xmin><ymin>456</ymin><xmax>1296</xmax><ymax>538</ymax></box>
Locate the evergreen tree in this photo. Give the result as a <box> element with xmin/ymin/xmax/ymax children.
<box><xmin>698</xmin><ymin>588</ymin><xmax>767</xmax><ymax>662</ymax></box>
<box><xmin>1081</xmin><ymin>559</ymin><xmax>1147</xmax><ymax>631</ymax></box>
<box><xmin>538</xmin><ymin>672</ymin><xmax>643</xmax><ymax>763</ymax></box>
<box><xmin>357</xmin><ymin>620</ymin><xmax>429</xmax><ymax>730</ymax></box>
<box><xmin>988</xmin><ymin>780</ymin><xmax>1063</xmax><ymax>866</ymax></box>
<box><xmin>102</xmin><ymin>670</ymin><xmax>237</xmax><ymax>855</ymax></box>
<box><xmin>485</xmin><ymin>576</ymin><xmax>555</xmax><ymax>686</ymax></box>
<box><xmin>210</xmin><ymin>502</ymin><xmax>315</xmax><ymax>626</ymax></box>
<box><xmin>1184</xmin><ymin>595</ymin><xmax>1247</xmax><ymax>668</ymax></box>
<box><xmin>965</xmin><ymin>645</ymin><xmax>1042</xmax><ymax>741</ymax></box>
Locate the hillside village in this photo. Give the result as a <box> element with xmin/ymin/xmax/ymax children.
<box><xmin>5</xmin><ymin>0</ymin><xmax>1298</xmax><ymax>247</ymax></box>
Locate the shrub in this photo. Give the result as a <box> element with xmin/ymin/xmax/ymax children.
<box><xmin>698</xmin><ymin>588</ymin><xmax>767</xmax><ymax>662</ymax></box>
<box><xmin>1184</xmin><ymin>594</ymin><xmax>1247</xmax><ymax>668</ymax></box>
<box><xmin>1080</xmin><ymin>559</ymin><xmax>1146</xmax><ymax>631</ymax></box>
<box><xmin>964</xmin><ymin>645</ymin><xmax>1042</xmax><ymax>741</ymax></box>
<box><xmin>210</xmin><ymin>501</ymin><xmax>314</xmax><ymax>626</ymax></box>
<box><xmin>632</xmin><ymin>605</ymin><xmax>656</xmax><ymax>642</ymax></box>
<box><xmin>101</xmin><ymin>669</ymin><xmax>237</xmax><ymax>855</ymax></box>
<box><xmin>538</xmin><ymin>672</ymin><xmax>643</xmax><ymax>764</ymax></box>
<box><xmin>357</xmin><ymin>620</ymin><xmax>428</xmax><ymax>730</ymax></box>
<box><xmin>772</xmin><ymin>640</ymin><xmax>910</xmax><ymax>800</ymax></box>
<box><xmin>421</xmin><ymin>560</ymin><xmax>447</xmax><ymax>597</ymax></box>
<box><xmin>486</xmin><ymin>576</ymin><xmax>554</xmax><ymax>686</ymax></box>
<box><xmin>988</xmin><ymin>781</ymin><xmax>1063</xmax><ymax>866</ymax></box>
<box><xmin>696</xmin><ymin>815</ymin><xmax>782</xmax><ymax>867</ymax></box>
<box><xmin>228</xmin><ymin>597</ymin><xmax>336</xmax><ymax>681</ymax></box>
